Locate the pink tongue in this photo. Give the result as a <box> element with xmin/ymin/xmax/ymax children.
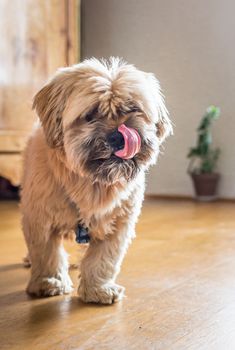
<box><xmin>115</xmin><ymin>124</ymin><xmax>141</xmax><ymax>160</ymax></box>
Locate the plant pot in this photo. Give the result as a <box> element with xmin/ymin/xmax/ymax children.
<box><xmin>190</xmin><ymin>173</ymin><xmax>220</xmax><ymax>201</ymax></box>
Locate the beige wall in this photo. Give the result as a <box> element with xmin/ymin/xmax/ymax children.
<box><xmin>82</xmin><ymin>0</ymin><xmax>235</xmax><ymax>198</ymax></box>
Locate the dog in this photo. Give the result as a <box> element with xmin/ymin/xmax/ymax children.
<box><xmin>20</xmin><ymin>58</ymin><xmax>172</xmax><ymax>304</ymax></box>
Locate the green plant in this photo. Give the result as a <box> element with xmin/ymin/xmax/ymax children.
<box><xmin>187</xmin><ymin>106</ymin><xmax>220</xmax><ymax>174</ymax></box>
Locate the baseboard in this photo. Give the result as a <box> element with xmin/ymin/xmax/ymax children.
<box><xmin>145</xmin><ymin>194</ymin><xmax>235</xmax><ymax>202</ymax></box>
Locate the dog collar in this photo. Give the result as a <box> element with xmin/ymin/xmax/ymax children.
<box><xmin>75</xmin><ymin>224</ymin><xmax>90</xmax><ymax>244</ymax></box>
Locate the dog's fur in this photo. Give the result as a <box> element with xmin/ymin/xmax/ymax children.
<box><xmin>21</xmin><ymin>58</ymin><xmax>172</xmax><ymax>304</ymax></box>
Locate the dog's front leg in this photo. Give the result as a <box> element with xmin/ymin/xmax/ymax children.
<box><xmin>24</xmin><ymin>221</ymin><xmax>73</xmax><ymax>297</ymax></box>
<box><xmin>78</xmin><ymin>226</ymin><xmax>133</xmax><ymax>304</ymax></box>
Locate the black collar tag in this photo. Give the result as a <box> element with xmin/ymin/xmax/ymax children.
<box><xmin>75</xmin><ymin>224</ymin><xmax>90</xmax><ymax>244</ymax></box>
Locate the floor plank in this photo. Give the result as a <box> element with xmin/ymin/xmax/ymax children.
<box><xmin>0</xmin><ymin>199</ymin><xmax>235</xmax><ymax>350</ymax></box>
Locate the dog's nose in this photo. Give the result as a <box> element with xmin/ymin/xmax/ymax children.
<box><xmin>107</xmin><ymin>130</ymin><xmax>125</xmax><ymax>151</ymax></box>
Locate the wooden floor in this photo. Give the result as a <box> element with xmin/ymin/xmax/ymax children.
<box><xmin>1</xmin><ymin>199</ymin><xmax>235</xmax><ymax>350</ymax></box>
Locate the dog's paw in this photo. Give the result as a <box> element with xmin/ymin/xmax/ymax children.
<box><xmin>23</xmin><ymin>254</ymin><xmax>31</xmax><ymax>268</ymax></box>
<box><xmin>78</xmin><ymin>282</ymin><xmax>125</xmax><ymax>304</ymax></box>
<box><xmin>27</xmin><ymin>274</ymin><xmax>73</xmax><ymax>297</ymax></box>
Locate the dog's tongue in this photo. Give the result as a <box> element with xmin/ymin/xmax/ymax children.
<box><xmin>115</xmin><ymin>124</ymin><xmax>141</xmax><ymax>160</ymax></box>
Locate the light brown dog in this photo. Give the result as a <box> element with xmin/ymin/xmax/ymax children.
<box><xmin>21</xmin><ymin>58</ymin><xmax>172</xmax><ymax>304</ymax></box>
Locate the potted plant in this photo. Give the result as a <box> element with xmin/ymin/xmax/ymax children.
<box><xmin>187</xmin><ymin>105</ymin><xmax>221</xmax><ymax>201</ymax></box>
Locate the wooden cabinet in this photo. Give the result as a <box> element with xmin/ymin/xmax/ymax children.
<box><xmin>0</xmin><ymin>0</ymin><xmax>80</xmax><ymax>185</ymax></box>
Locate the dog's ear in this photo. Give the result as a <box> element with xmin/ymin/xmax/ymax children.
<box><xmin>146</xmin><ymin>73</ymin><xmax>173</xmax><ymax>144</ymax></box>
<box><xmin>156</xmin><ymin>114</ymin><xmax>173</xmax><ymax>143</ymax></box>
<box><xmin>33</xmin><ymin>72</ymin><xmax>72</xmax><ymax>148</ymax></box>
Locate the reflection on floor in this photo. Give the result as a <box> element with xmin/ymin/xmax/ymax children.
<box><xmin>0</xmin><ymin>199</ymin><xmax>235</xmax><ymax>349</ymax></box>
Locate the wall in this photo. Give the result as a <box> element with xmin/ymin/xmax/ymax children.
<box><xmin>81</xmin><ymin>0</ymin><xmax>235</xmax><ymax>198</ymax></box>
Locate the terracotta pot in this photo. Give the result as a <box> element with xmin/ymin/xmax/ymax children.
<box><xmin>190</xmin><ymin>173</ymin><xmax>220</xmax><ymax>201</ymax></box>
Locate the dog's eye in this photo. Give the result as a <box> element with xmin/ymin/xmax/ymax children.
<box><xmin>85</xmin><ymin>113</ymin><xmax>94</xmax><ymax>122</ymax></box>
<box><xmin>117</xmin><ymin>105</ymin><xmax>142</xmax><ymax>115</ymax></box>
<box><xmin>85</xmin><ymin>107</ymin><xmax>97</xmax><ymax>123</ymax></box>
<box><xmin>130</xmin><ymin>106</ymin><xmax>142</xmax><ymax>113</ymax></box>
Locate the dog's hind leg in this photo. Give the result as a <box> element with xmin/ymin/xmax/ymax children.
<box><xmin>23</xmin><ymin>218</ymin><xmax>73</xmax><ymax>297</ymax></box>
<box><xmin>78</xmin><ymin>226</ymin><xmax>133</xmax><ymax>304</ymax></box>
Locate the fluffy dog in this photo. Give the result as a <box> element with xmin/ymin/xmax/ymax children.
<box><xmin>21</xmin><ymin>58</ymin><xmax>172</xmax><ymax>304</ymax></box>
